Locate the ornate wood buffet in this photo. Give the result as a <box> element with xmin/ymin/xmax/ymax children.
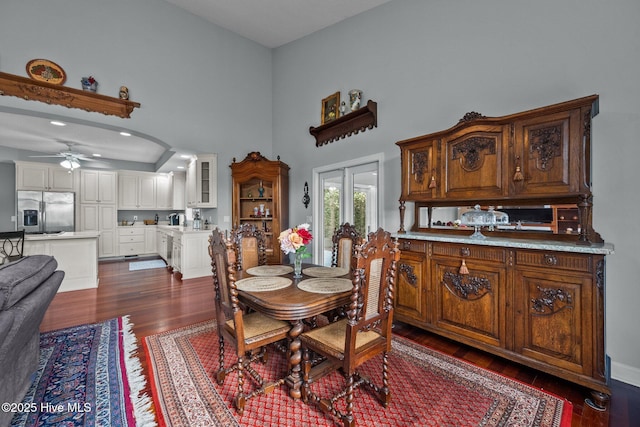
<box><xmin>394</xmin><ymin>95</ymin><xmax>614</xmax><ymax>408</ymax></box>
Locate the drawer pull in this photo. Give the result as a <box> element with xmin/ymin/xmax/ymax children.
<box><xmin>402</xmin><ymin>241</ymin><xmax>412</xmax><ymax>250</ymax></box>
<box><xmin>543</xmin><ymin>254</ymin><xmax>558</xmax><ymax>266</ymax></box>
<box><xmin>460</xmin><ymin>247</ymin><xmax>471</xmax><ymax>257</ymax></box>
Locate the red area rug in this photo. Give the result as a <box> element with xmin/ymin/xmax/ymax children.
<box><xmin>10</xmin><ymin>317</ymin><xmax>155</xmax><ymax>427</ymax></box>
<box><xmin>144</xmin><ymin>320</ymin><xmax>572</xmax><ymax>427</ymax></box>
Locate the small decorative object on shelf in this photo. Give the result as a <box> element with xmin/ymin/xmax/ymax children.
<box><xmin>258</xmin><ymin>180</ymin><xmax>265</xmax><ymax>197</ymax></box>
<box><xmin>321</xmin><ymin>91</ymin><xmax>340</xmax><ymax>124</ymax></box>
<box><xmin>119</xmin><ymin>86</ymin><xmax>129</xmax><ymax>100</ymax></box>
<box><xmin>25</xmin><ymin>59</ymin><xmax>66</xmax><ymax>85</ymax></box>
<box><xmin>340</xmin><ymin>101</ymin><xmax>346</xmax><ymax>117</ymax></box>
<box><xmin>349</xmin><ymin>89</ymin><xmax>362</xmax><ymax>111</ymax></box>
<box><xmin>302</xmin><ymin>181</ymin><xmax>310</xmax><ymax>208</ymax></box>
<box><xmin>81</xmin><ymin>76</ymin><xmax>98</xmax><ymax>92</ymax></box>
<box><xmin>278</xmin><ymin>223</ymin><xmax>313</xmax><ymax>278</ymax></box>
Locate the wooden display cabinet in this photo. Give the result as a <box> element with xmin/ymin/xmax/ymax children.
<box><xmin>231</xmin><ymin>152</ymin><xmax>289</xmax><ymax>265</ymax></box>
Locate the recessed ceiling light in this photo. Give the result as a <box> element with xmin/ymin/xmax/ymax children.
<box><xmin>177</xmin><ymin>166</ymin><xmax>185</xmax><ymax>169</ymax></box>
<box><xmin>120</xmin><ymin>131</ymin><xmax>131</xmax><ymax>136</ymax></box>
<box><xmin>180</xmin><ymin>154</ymin><xmax>192</xmax><ymax>159</ymax></box>
<box><xmin>50</xmin><ymin>121</ymin><xmax>66</xmax><ymax>126</ymax></box>
<box><xmin>92</xmin><ymin>153</ymin><xmax>102</xmax><ymax>157</ymax></box>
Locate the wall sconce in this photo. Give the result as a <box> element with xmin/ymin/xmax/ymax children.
<box><xmin>302</xmin><ymin>181</ymin><xmax>310</xmax><ymax>208</ymax></box>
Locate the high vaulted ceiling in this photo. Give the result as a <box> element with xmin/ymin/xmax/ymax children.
<box><xmin>0</xmin><ymin>1</ymin><xmax>392</xmax><ymax>172</ymax></box>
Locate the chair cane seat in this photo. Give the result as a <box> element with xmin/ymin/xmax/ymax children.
<box><xmin>300</xmin><ymin>319</ymin><xmax>384</xmax><ymax>360</ymax></box>
<box><xmin>225</xmin><ymin>312</ymin><xmax>290</xmax><ymax>345</ymax></box>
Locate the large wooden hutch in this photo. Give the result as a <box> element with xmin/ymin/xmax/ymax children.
<box><xmin>395</xmin><ymin>95</ymin><xmax>614</xmax><ymax>409</ymax></box>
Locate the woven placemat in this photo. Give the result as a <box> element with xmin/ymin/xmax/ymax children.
<box><xmin>246</xmin><ymin>265</ymin><xmax>293</xmax><ymax>276</ymax></box>
<box><xmin>236</xmin><ymin>276</ymin><xmax>292</xmax><ymax>292</ymax></box>
<box><xmin>297</xmin><ymin>278</ymin><xmax>353</xmax><ymax>294</ymax></box>
<box><xmin>302</xmin><ymin>266</ymin><xmax>349</xmax><ymax>278</ymax></box>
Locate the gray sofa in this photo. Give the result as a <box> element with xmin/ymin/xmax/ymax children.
<box><xmin>0</xmin><ymin>255</ymin><xmax>64</xmax><ymax>427</ymax></box>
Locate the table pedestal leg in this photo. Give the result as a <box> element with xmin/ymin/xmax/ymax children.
<box><xmin>285</xmin><ymin>319</ymin><xmax>304</xmax><ymax>399</ymax></box>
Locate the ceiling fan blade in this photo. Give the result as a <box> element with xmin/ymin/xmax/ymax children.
<box><xmin>29</xmin><ymin>154</ymin><xmax>65</xmax><ymax>158</ymax></box>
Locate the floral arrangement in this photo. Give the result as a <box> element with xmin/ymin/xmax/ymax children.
<box><xmin>278</xmin><ymin>223</ymin><xmax>313</xmax><ymax>258</ymax></box>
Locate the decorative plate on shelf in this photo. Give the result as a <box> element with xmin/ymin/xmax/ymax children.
<box><xmin>25</xmin><ymin>59</ymin><xmax>66</xmax><ymax>85</ymax></box>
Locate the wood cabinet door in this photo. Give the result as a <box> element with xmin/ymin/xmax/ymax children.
<box><xmin>514</xmin><ymin>267</ymin><xmax>591</xmax><ymax>374</ymax></box>
<box><xmin>395</xmin><ymin>243</ymin><xmax>428</xmax><ymax>323</ymax></box>
<box><xmin>401</xmin><ymin>139</ymin><xmax>439</xmax><ymax>200</ymax></box>
<box><xmin>511</xmin><ymin>109</ymin><xmax>581</xmax><ymax>197</ymax></box>
<box><xmin>443</xmin><ymin>125</ymin><xmax>508</xmax><ymax>200</ymax></box>
<box><xmin>431</xmin><ymin>254</ymin><xmax>506</xmax><ymax>347</ymax></box>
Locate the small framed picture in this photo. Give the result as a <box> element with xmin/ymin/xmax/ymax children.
<box><xmin>321</xmin><ymin>91</ymin><xmax>340</xmax><ymax>124</ymax></box>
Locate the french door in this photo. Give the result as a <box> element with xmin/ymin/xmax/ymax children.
<box><xmin>313</xmin><ymin>154</ymin><xmax>383</xmax><ymax>266</ymax></box>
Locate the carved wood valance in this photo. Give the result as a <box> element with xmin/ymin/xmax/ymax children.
<box><xmin>310</xmin><ymin>100</ymin><xmax>377</xmax><ymax>146</ymax></box>
<box><xmin>0</xmin><ymin>72</ymin><xmax>140</xmax><ymax>118</ymax></box>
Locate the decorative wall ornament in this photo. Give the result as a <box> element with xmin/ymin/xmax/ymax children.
<box><xmin>348</xmin><ymin>89</ymin><xmax>362</xmax><ymax>111</ymax></box>
<box><xmin>458</xmin><ymin>111</ymin><xmax>486</xmax><ymax>123</ymax></box>
<box><xmin>321</xmin><ymin>91</ymin><xmax>340</xmax><ymax>124</ymax></box>
<box><xmin>302</xmin><ymin>181</ymin><xmax>310</xmax><ymax>208</ymax></box>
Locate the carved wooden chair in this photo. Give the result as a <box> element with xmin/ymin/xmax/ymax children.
<box><xmin>300</xmin><ymin>228</ymin><xmax>400</xmax><ymax>427</ymax></box>
<box><xmin>230</xmin><ymin>223</ymin><xmax>267</xmax><ymax>271</ymax></box>
<box><xmin>0</xmin><ymin>230</ymin><xmax>25</xmax><ymax>264</ymax></box>
<box><xmin>330</xmin><ymin>222</ymin><xmax>362</xmax><ymax>270</ymax></box>
<box><xmin>208</xmin><ymin>228</ymin><xmax>290</xmax><ymax>415</ymax></box>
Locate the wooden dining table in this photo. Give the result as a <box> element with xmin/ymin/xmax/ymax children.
<box><xmin>235</xmin><ymin>263</ymin><xmax>352</xmax><ymax>400</ymax></box>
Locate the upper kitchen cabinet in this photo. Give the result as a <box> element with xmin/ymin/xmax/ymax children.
<box><xmin>118</xmin><ymin>171</ymin><xmax>156</xmax><ymax>209</ymax></box>
<box><xmin>155</xmin><ymin>173</ymin><xmax>173</xmax><ymax>210</ymax></box>
<box><xmin>171</xmin><ymin>171</ymin><xmax>185</xmax><ymax>210</ymax></box>
<box><xmin>186</xmin><ymin>154</ymin><xmax>217</xmax><ymax>208</ymax></box>
<box><xmin>80</xmin><ymin>170</ymin><xmax>117</xmax><ymax>204</ymax></box>
<box><xmin>15</xmin><ymin>161</ymin><xmax>77</xmax><ymax>192</ymax></box>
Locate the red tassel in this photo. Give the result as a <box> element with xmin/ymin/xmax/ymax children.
<box><xmin>459</xmin><ymin>259</ymin><xmax>469</xmax><ymax>275</ymax></box>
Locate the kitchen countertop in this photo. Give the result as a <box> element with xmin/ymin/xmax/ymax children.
<box><xmin>25</xmin><ymin>231</ymin><xmax>100</xmax><ymax>240</ymax></box>
<box><xmin>393</xmin><ymin>231</ymin><xmax>615</xmax><ymax>255</ymax></box>
<box><xmin>118</xmin><ymin>223</ymin><xmax>216</xmax><ymax>234</ymax></box>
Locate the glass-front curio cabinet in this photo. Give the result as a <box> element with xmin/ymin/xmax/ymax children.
<box><xmin>230</xmin><ymin>152</ymin><xmax>289</xmax><ymax>264</ymax></box>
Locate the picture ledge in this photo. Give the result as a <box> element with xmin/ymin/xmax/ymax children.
<box><xmin>310</xmin><ymin>99</ymin><xmax>377</xmax><ymax>147</ymax></box>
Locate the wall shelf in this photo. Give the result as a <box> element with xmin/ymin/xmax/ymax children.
<box><xmin>0</xmin><ymin>71</ymin><xmax>140</xmax><ymax>118</ymax></box>
<box><xmin>310</xmin><ymin>99</ymin><xmax>377</xmax><ymax>147</ymax></box>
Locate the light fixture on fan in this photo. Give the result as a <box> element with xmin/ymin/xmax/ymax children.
<box><xmin>60</xmin><ymin>156</ymin><xmax>81</xmax><ymax>170</ymax></box>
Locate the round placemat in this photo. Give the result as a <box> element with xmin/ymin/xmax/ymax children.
<box><xmin>302</xmin><ymin>266</ymin><xmax>349</xmax><ymax>278</ymax></box>
<box><xmin>235</xmin><ymin>276</ymin><xmax>292</xmax><ymax>292</ymax></box>
<box><xmin>297</xmin><ymin>278</ymin><xmax>353</xmax><ymax>294</ymax></box>
<box><xmin>246</xmin><ymin>265</ymin><xmax>293</xmax><ymax>276</ymax></box>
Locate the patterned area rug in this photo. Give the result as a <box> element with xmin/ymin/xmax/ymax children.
<box><xmin>10</xmin><ymin>317</ymin><xmax>156</xmax><ymax>427</ymax></box>
<box><xmin>144</xmin><ymin>320</ymin><xmax>572</xmax><ymax>427</ymax></box>
<box><xmin>129</xmin><ymin>260</ymin><xmax>167</xmax><ymax>271</ymax></box>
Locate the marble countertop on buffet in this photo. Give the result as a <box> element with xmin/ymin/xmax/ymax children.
<box><xmin>393</xmin><ymin>232</ymin><xmax>615</xmax><ymax>255</ymax></box>
<box><xmin>153</xmin><ymin>224</ymin><xmax>216</xmax><ymax>234</ymax></box>
<box><xmin>25</xmin><ymin>231</ymin><xmax>100</xmax><ymax>240</ymax></box>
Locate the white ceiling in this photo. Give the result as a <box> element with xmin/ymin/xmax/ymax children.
<box><xmin>0</xmin><ymin>1</ymin><xmax>392</xmax><ymax>172</ymax></box>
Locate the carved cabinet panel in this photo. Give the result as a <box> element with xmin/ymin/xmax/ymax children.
<box><xmin>430</xmin><ymin>244</ymin><xmax>507</xmax><ymax>348</ymax></box>
<box><xmin>443</xmin><ymin>125</ymin><xmax>509</xmax><ymax>200</ymax></box>
<box><xmin>395</xmin><ymin>240</ymin><xmax>428</xmax><ymax>323</ymax></box>
<box><xmin>400</xmin><ymin>138</ymin><xmax>439</xmax><ymax>200</ymax></box>
<box><xmin>510</xmin><ymin>109</ymin><xmax>583</xmax><ymax>197</ymax></box>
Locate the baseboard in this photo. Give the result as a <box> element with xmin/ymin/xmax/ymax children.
<box><xmin>610</xmin><ymin>360</ymin><xmax>640</xmax><ymax>388</ymax></box>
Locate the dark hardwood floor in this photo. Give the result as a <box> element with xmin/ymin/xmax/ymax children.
<box><xmin>40</xmin><ymin>257</ymin><xmax>639</xmax><ymax>427</ymax></box>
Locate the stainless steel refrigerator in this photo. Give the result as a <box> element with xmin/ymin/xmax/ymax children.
<box><xmin>17</xmin><ymin>191</ymin><xmax>75</xmax><ymax>234</ymax></box>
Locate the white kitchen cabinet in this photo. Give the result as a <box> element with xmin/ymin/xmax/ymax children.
<box><xmin>172</xmin><ymin>171</ymin><xmax>186</xmax><ymax>210</ymax></box>
<box><xmin>144</xmin><ymin>226</ymin><xmax>157</xmax><ymax>253</ymax></box>
<box><xmin>80</xmin><ymin>204</ymin><xmax>117</xmax><ymax>257</ymax></box>
<box><xmin>172</xmin><ymin>233</ymin><xmax>182</xmax><ymax>273</ymax></box>
<box><xmin>80</xmin><ymin>170</ymin><xmax>117</xmax><ymax>204</ymax></box>
<box><xmin>15</xmin><ymin>161</ymin><xmax>77</xmax><ymax>191</ymax></box>
<box><xmin>157</xmin><ymin>229</ymin><xmax>169</xmax><ymax>262</ymax></box>
<box><xmin>186</xmin><ymin>154</ymin><xmax>217</xmax><ymax>208</ymax></box>
<box><xmin>118</xmin><ymin>227</ymin><xmax>145</xmax><ymax>256</ymax></box>
<box><xmin>118</xmin><ymin>172</ymin><xmax>156</xmax><ymax>209</ymax></box>
<box><xmin>155</xmin><ymin>174</ymin><xmax>172</xmax><ymax>209</ymax></box>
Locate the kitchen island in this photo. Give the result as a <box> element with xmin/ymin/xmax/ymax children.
<box><xmin>155</xmin><ymin>224</ymin><xmax>215</xmax><ymax>279</ymax></box>
<box><xmin>24</xmin><ymin>231</ymin><xmax>99</xmax><ymax>292</ymax></box>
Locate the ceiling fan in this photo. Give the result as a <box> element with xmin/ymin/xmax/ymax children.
<box><xmin>29</xmin><ymin>141</ymin><xmax>97</xmax><ymax>170</ymax></box>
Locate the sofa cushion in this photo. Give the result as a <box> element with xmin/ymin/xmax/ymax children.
<box><xmin>0</xmin><ymin>255</ymin><xmax>58</xmax><ymax>310</ymax></box>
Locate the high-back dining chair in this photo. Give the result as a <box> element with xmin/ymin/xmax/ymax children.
<box><xmin>230</xmin><ymin>223</ymin><xmax>267</xmax><ymax>271</ymax></box>
<box><xmin>208</xmin><ymin>228</ymin><xmax>290</xmax><ymax>415</ymax></box>
<box><xmin>300</xmin><ymin>228</ymin><xmax>400</xmax><ymax>427</ymax></box>
<box><xmin>0</xmin><ymin>230</ymin><xmax>25</xmax><ymax>264</ymax></box>
<box><xmin>330</xmin><ymin>222</ymin><xmax>362</xmax><ymax>270</ymax></box>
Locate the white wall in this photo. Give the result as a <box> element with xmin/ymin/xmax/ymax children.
<box><xmin>272</xmin><ymin>0</ymin><xmax>640</xmax><ymax>386</ymax></box>
<box><xmin>0</xmin><ymin>0</ymin><xmax>274</xmax><ymax>229</ymax></box>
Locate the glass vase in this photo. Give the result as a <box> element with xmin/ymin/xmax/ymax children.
<box><xmin>293</xmin><ymin>252</ymin><xmax>303</xmax><ymax>278</ymax></box>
